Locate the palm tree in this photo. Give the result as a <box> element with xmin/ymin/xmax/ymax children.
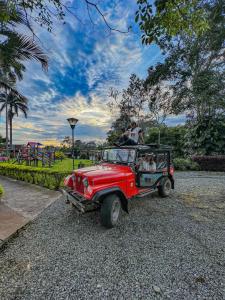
<box><xmin>0</xmin><ymin>1</ymin><xmax>47</xmax><ymax>154</ymax></box>
<box><xmin>8</xmin><ymin>93</ymin><xmax>28</xmax><ymax>148</ymax></box>
<box><xmin>0</xmin><ymin>91</ymin><xmax>28</xmax><ymax>151</ymax></box>
<box><xmin>0</xmin><ymin>0</ymin><xmax>48</xmax><ymax>89</ymax></box>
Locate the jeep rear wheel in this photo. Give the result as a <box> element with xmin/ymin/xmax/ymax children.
<box><xmin>100</xmin><ymin>194</ymin><xmax>121</xmax><ymax>228</ymax></box>
<box><xmin>158</xmin><ymin>177</ymin><xmax>171</xmax><ymax>197</ymax></box>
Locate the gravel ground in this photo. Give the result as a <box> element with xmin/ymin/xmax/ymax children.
<box><xmin>0</xmin><ymin>171</ymin><xmax>225</xmax><ymax>300</ymax></box>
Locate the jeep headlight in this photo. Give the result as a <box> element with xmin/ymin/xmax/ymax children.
<box><xmin>82</xmin><ymin>177</ymin><xmax>89</xmax><ymax>188</ymax></box>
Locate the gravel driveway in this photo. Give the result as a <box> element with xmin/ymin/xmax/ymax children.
<box><xmin>0</xmin><ymin>171</ymin><xmax>225</xmax><ymax>300</ymax></box>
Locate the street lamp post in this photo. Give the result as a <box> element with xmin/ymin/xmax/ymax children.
<box><xmin>67</xmin><ymin>118</ymin><xmax>79</xmax><ymax>170</ymax></box>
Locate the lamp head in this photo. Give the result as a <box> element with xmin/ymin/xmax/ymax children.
<box><xmin>67</xmin><ymin>118</ymin><xmax>79</xmax><ymax>129</ymax></box>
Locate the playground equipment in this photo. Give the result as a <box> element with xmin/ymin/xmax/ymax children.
<box><xmin>0</xmin><ymin>156</ymin><xmax>9</xmax><ymax>162</ymax></box>
<box><xmin>0</xmin><ymin>148</ymin><xmax>10</xmax><ymax>162</ymax></box>
<box><xmin>15</xmin><ymin>142</ymin><xmax>56</xmax><ymax>167</ymax></box>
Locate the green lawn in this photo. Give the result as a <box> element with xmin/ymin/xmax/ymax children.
<box><xmin>10</xmin><ymin>158</ymin><xmax>93</xmax><ymax>172</ymax></box>
<box><xmin>51</xmin><ymin>158</ymin><xmax>93</xmax><ymax>172</ymax></box>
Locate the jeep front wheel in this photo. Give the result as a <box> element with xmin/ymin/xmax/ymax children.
<box><xmin>158</xmin><ymin>177</ymin><xmax>171</xmax><ymax>197</ymax></box>
<box><xmin>100</xmin><ymin>194</ymin><xmax>121</xmax><ymax>228</ymax></box>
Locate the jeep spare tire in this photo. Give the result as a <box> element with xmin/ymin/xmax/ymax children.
<box><xmin>158</xmin><ymin>177</ymin><xmax>171</xmax><ymax>197</ymax></box>
<box><xmin>100</xmin><ymin>194</ymin><xmax>121</xmax><ymax>228</ymax></box>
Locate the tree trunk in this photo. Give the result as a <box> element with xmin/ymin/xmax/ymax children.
<box><xmin>9</xmin><ymin>114</ymin><xmax>13</xmax><ymax>149</ymax></box>
<box><xmin>5</xmin><ymin>102</ymin><xmax>9</xmax><ymax>156</ymax></box>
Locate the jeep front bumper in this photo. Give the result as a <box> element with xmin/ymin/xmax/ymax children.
<box><xmin>61</xmin><ymin>189</ymin><xmax>98</xmax><ymax>213</ymax></box>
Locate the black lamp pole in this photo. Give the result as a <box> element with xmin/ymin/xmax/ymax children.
<box><xmin>71</xmin><ymin>125</ymin><xmax>75</xmax><ymax>170</ymax></box>
<box><xmin>67</xmin><ymin>118</ymin><xmax>79</xmax><ymax>170</ymax></box>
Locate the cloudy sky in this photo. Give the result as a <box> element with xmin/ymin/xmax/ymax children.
<box><xmin>0</xmin><ymin>0</ymin><xmax>183</xmax><ymax>146</ymax></box>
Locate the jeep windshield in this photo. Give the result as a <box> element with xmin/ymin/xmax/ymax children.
<box><xmin>102</xmin><ymin>148</ymin><xmax>136</xmax><ymax>163</ymax></box>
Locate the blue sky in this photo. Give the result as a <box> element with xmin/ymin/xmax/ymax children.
<box><xmin>0</xmin><ymin>0</ymin><xmax>183</xmax><ymax>145</ymax></box>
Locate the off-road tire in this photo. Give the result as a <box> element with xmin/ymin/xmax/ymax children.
<box><xmin>100</xmin><ymin>194</ymin><xmax>121</xmax><ymax>228</ymax></box>
<box><xmin>158</xmin><ymin>177</ymin><xmax>172</xmax><ymax>197</ymax></box>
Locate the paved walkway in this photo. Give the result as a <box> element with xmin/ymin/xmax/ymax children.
<box><xmin>0</xmin><ymin>176</ymin><xmax>60</xmax><ymax>245</ymax></box>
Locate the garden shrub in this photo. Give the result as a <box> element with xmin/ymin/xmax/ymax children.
<box><xmin>0</xmin><ymin>164</ymin><xmax>70</xmax><ymax>190</ymax></box>
<box><xmin>55</xmin><ymin>151</ymin><xmax>66</xmax><ymax>160</ymax></box>
<box><xmin>173</xmin><ymin>158</ymin><xmax>200</xmax><ymax>171</ymax></box>
<box><xmin>192</xmin><ymin>156</ymin><xmax>225</xmax><ymax>171</ymax></box>
<box><xmin>0</xmin><ymin>184</ymin><xmax>4</xmax><ymax>197</ymax></box>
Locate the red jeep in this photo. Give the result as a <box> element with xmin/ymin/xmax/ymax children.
<box><xmin>62</xmin><ymin>144</ymin><xmax>174</xmax><ymax>228</ymax></box>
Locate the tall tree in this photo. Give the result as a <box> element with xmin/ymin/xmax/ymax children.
<box><xmin>145</xmin><ymin>83</ymin><xmax>172</xmax><ymax>144</ymax></box>
<box><xmin>145</xmin><ymin>125</ymin><xmax>187</xmax><ymax>157</ymax></box>
<box><xmin>61</xmin><ymin>136</ymin><xmax>72</xmax><ymax>148</ymax></box>
<box><xmin>8</xmin><ymin>93</ymin><xmax>28</xmax><ymax>147</ymax></box>
<box><xmin>108</xmin><ymin>74</ymin><xmax>173</xmax><ymax>144</ymax></box>
<box><xmin>184</xmin><ymin>115</ymin><xmax>225</xmax><ymax>155</ymax></box>
<box><xmin>0</xmin><ymin>1</ymin><xmax>47</xmax><ymax>153</ymax></box>
<box><xmin>109</xmin><ymin>74</ymin><xmax>149</xmax><ymax>124</ymax></box>
<box><xmin>145</xmin><ymin>0</ymin><xmax>225</xmax><ymax>113</ymax></box>
<box><xmin>143</xmin><ymin>0</ymin><xmax>225</xmax><ymax>154</ymax></box>
<box><xmin>107</xmin><ymin>113</ymin><xmax>132</xmax><ymax>144</ymax></box>
<box><xmin>0</xmin><ymin>91</ymin><xmax>28</xmax><ymax>149</ymax></box>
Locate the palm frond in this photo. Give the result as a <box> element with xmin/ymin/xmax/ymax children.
<box><xmin>15</xmin><ymin>36</ymin><xmax>48</xmax><ymax>70</ymax></box>
<box><xmin>0</xmin><ymin>29</ymin><xmax>48</xmax><ymax>79</ymax></box>
<box><xmin>3</xmin><ymin>91</ymin><xmax>29</xmax><ymax>118</ymax></box>
<box><xmin>0</xmin><ymin>102</ymin><xmax>6</xmax><ymax>112</ymax></box>
<box><xmin>0</xmin><ymin>79</ymin><xmax>15</xmax><ymax>92</ymax></box>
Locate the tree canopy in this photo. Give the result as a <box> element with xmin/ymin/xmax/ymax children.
<box><xmin>144</xmin><ymin>0</ymin><xmax>225</xmax><ymax>119</ymax></box>
<box><xmin>2</xmin><ymin>0</ymin><xmax>129</xmax><ymax>33</ymax></box>
<box><xmin>136</xmin><ymin>0</ymin><xmax>212</xmax><ymax>46</ymax></box>
<box><xmin>108</xmin><ymin>0</ymin><xmax>225</xmax><ymax>155</ymax></box>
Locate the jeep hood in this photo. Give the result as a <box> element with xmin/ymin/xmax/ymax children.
<box><xmin>74</xmin><ymin>163</ymin><xmax>132</xmax><ymax>185</ymax></box>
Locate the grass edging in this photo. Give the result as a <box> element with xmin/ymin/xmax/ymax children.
<box><xmin>0</xmin><ymin>184</ymin><xmax>4</xmax><ymax>198</ymax></box>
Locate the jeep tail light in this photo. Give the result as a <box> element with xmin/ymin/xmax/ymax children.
<box><xmin>170</xmin><ymin>166</ymin><xmax>174</xmax><ymax>176</ymax></box>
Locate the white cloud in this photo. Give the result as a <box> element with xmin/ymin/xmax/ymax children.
<box><xmin>3</xmin><ymin>0</ymin><xmax>166</xmax><ymax>145</ymax></box>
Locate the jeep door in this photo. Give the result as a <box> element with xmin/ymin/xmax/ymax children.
<box><xmin>137</xmin><ymin>152</ymin><xmax>169</xmax><ymax>188</ymax></box>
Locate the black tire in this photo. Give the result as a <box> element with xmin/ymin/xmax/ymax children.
<box><xmin>158</xmin><ymin>177</ymin><xmax>172</xmax><ymax>197</ymax></box>
<box><xmin>100</xmin><ymin>194</ymin><xmax>121</xmax><ymax>228</ymax></box>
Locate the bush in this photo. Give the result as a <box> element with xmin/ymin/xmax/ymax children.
<box><xmin>145</xmin><ymin>125</ymin><xmax>187</xmax><ymax>157</ymax></box>
<box><xmin>0</xmin><ymin>184</ymin><xmax>4</xmax><ymax>197</ymax></box>
<box><xmin>55</xmin><ymin>151</ymin><xmax>66</xmax><ymax>160</ymax></box>
<box><xmin>173</xmin><ymin>158</ymin><xmax>200</xmax><ymax>171</ymax></box>
<box><xmin>192</xmin><ymin>155</ymin><xmax>225</xmax><ymax>171</ymax></box>
<box><xmin>0</xmin><ymin>164</ymin><xmax>70</xmax><ymax>190</ymax></box>
<box><xmin>185</xmin><ymin>116</ymin><xmax>225</xmax><ymax>156</ymax></box>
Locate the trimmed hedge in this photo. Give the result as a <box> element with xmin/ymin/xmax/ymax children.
<box><xmin>173</xmin><ymin>158</ymin><xmax>200</xmax><ymax>171</ymax></box>
<box><xmin>0</xmin><ymin>163</ymin><xmax>70</xmax><ymax>190</ymax></box>
<box><xmin>192</xmin><ymin>156</ymin><xmax>225</xmax><ymax>171</ymax></box>
<box><xmin>0</xmin><ymin>184</ymin><xmax>4</xmax><ymax>197</ymax></box>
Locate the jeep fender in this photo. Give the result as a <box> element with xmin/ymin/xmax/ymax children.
<box><xmin>92</xmin><ymin>187</ymin><xmax>128</xmax><ymax>213</ymax></box>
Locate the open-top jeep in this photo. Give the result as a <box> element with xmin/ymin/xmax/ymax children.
<box><xmin>62</xmin><ymin>144</ymin><xmax>174</xmax><ymax>228</ymax></box>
